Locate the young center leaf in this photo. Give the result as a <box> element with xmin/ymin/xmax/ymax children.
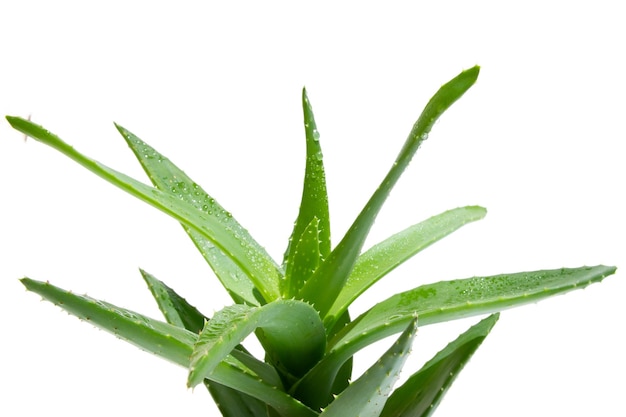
<box><xmin>283</xmin><ymin>88</ymin><xmax>331</xmax><ymax>297</ymax></box>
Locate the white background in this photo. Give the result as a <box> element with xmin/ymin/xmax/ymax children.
<box><xmin>1</xmin><ymin>1</ymin><xmax>624</xmax><ymax>416</ymax></box>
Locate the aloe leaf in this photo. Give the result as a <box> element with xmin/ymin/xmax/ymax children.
<box><xmin>299</xmin><ymin>66</ymin><xmax>481</xmax><ymax>319</ymax></box>
<box><xmin>21</xmin><ymin>278</ymin><xmax>316</xmax><ymax>416</ymax></box>
<box><xmin>20</xmin><ymin>277</ymin><xmax>221</xmax><ymax>369</ymax></box>
<box><xmin>205</xmin><ymin>381</ymin><xmax>272</xmax><ymax>417</ymax></box>
<box><xmin>229</xmin><ymin>349</ymin><xmax>284</xmax><ymax>389</ymax></box>
<box><xmin>21</xmin><ymin>277</ymin><xmax>198</xmax><ymax>365</ymax></box>
<box><xmin>283</xmin><ymin>88</ymin><xmax>331</xmax><ymax>295</ymax></box>
<box><xmin>6</xmin><ymin>116</ymin><xmax>282</xmax><ymax>303</ymax></box>
<box><xmin>319</xmin><ymin>318</ymin><xmax>417</xmax><ymax>417</ymax></box>
<box><xmin>118</xmin><ymin>126</ymin><xmax>263</xmax><ymax>306</ymax></box>
<box><xmin>285</xmin><ymin>217</ymin><xmax>322</xmax><ymax>297</ymax></box>
<box><xmin>296</xmin><ymin>265</ymin><xmax>616</xmax><ymax>406</ymax></box>
<box><xmin>290</xmin><ymin>309</ymin><xmax>354</xmax><ymax>410</ymax></box>
<box><xmin>209</xmin><ymin>360</ymin><xmax>318</xmax><ymax>417</ymax></box>
<box><xmin>188</xmin><ymin>300</ymin><xmax>326</xmax><ymax>388</ymax></box>
<box><xmin>332</xmin><ymin>265</ymin><xmax>616</xmax><ymax>353</ymax></box>
<box><xmin>381</xmin><ymin>314</ymin><xmax>499</xmax><ymax>417</ymax></box>
<box><xmin>140</xmin><ymin>269</ymin><xmax>207</xmax><ymax>332</ymax></box>
<box><xmin>327</xmin><ymin>310</ymin><xmax>353</xmax><ymax>398</ymax></box>
<box><xmin>327</xmin><ymin>206</ymin><xmax>487</xmax><ymax>325</ymax></box>
<box><xmin>141</xmin><ymin>270</ymin><xmax>278</xmax><ymax>414</ymax></box>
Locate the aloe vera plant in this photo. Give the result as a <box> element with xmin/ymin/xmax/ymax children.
<box><xmin>7</xmin><ymin>66</ymin><xmax>617</xmax><ymax>416</ymax></box>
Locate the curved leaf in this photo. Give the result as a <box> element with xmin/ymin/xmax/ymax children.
<box><xmin>188</xmin><ymin>300</ymin><xmax>326</xmax><ymax>388</ymax></box>
<box><xmin>21</xmin><ymin>277</ymin><xmax>197</xmax><ymax>366</ymax></box>
<box><xmin>381</xmin><ymin>314</ymin><xmax>499</xmax><ymax>417</ymax></box>
<box><xmin>20</xmin><ymin>278</ymin><xmax>316</xmax><ymax>417</ymax></box>
<box><xmin>327</xmin><ymin>206</ymin><xmax>487</xmax><ymax>325</ymax></box>
<box><xmin>140</xmin><ymin>268</ymin><xmax>207</xmax><ymax>332</ymax></box>
<box><xmin>299</xmin><ymin>66</ymin><xmax>481</xmax><ymax>320</ymax></box>
<box><xmin>209</xmin><ymin>360</ymin><xmax>318</xmax><ymax>417</ymax></box>
<box><xmin>119</xmin><ymin>126</ymin><xmax>263</xmax><ymax>306</ymax></box>
<box><xmin>296</xmin><ymin>265</ymin><xmax>616</xmax><ymax>406</ymax></box>
<box><xmin>6</xmin><ymin>116</ymin><xmax>282</xmax><ymax>303</ymax></box>
<box><xmin>140</xmin><ymin>269</ymin><xmax>281</xmax><ymax>413</ymax></box>
<box><xmin>331</xmin><ymin>265</ymin><xmax>616</xmax><ymax>353</ymax></box>
<box><xmin>283</xmin><ymin>88</ymin><xmax>331</xmax><ymax>295</ymax></box>
<box><xmin>205</xmin><ymin>381</ymin><xmax>271</xmax><ymax>417</ymax></box>
<box><xmin>290</xmin><ymin>310</ymin><xmax>352</xmax><ymax>410</ymax></box>
<box><xmin>319</xmin><ymin>318</ymin><xmax>417</xmax><ymax>417</ymax></box>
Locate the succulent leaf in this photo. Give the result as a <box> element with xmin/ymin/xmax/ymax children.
<box><xmin>207</xmin><ymin>360</ymin><xmax>319</xmax><ymax>417</ymax></box>
<box><xmin>205</xmin><ymin>381</ymin><xmax>273</xmax><ymax>417</ymax></box>
<box><xmin>285</xmin><ymin>216</ymin><xmax>322</xmax><ymax>297</ymax></box>
<box><xmin>21</xmin><ymin>277</ymin><xmax>198</xmax><ymax>366</ymax></box>
<box><xmin>20</xmin><ymin>278</ymin><xmax>316</xmax><ymax>416</ymax></box>
<box><xmin>283</xmin><ymin>88</ymin><xmax>331</xmax><ymax>295</ymax></box>
<box><xmin>141</xmin><ymin>270</ymin><xmax>282</xmax><ymax>409</ymax></box>
<box><xmin>140</xmin><ymin>269</ymin><xmax>207</xmax><ymax>332</ymax></box>
<box><xmin>327</xmin><ymin>206</ymin><xmax>487</xmax><ymax>326</ymax></box>
<box><xmin>295</xmin><ymin>265</ymin><xmax>616</xmax><ymax>406</ymax></box>
<box><xmin>299</xmin><ymin>66</ymin><xmax>481</xmax><ymax>320</ymax></box>
<box><xmin>118</xmin><ymin>125</ymin><xmax>264</xmax><ymax>306</ymax></box>
<box><xmin>332</xmin><ymin>265</ymin><xmax>616</xmax><ymax>352</ymax></box>
<box><xmin>229</xmin><ymin>348</ymin><xmax>284</xmax><ymax>389</ymax></box>
<box><xmin>188</xmin><ymin>300</ymin><xmax>326</xmax><ymax>388</ymax></box>
<box><xmin>319</xmin><ymin>318</ymin><xmax>418</xmax><ymax>417</ymax></box>
<box><xmin>6</xmin><ymin>116</ymin><xmax>282</xmax><ymax>303</ymax></box>
<box><xmin>380</xmin><ymin>314</ymin><xmax>499</xmax><ymax>417</ymax></box>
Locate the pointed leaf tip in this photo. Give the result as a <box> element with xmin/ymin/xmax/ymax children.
<box><xmin>381</xmin><ymin>313</ymin><xmax>498</xmax><ymax>417</ymax></box>
<box><xmin>320</xmin><ymin>318</ymin><xmax>418</xmax><ymax>417</ymax></box>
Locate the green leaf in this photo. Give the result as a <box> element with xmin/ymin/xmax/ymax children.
<box><xmin>141</xmin><ymin>269</ymin><xmax>281</xmax><ymax>386</ymax></box>
<box><xmin>290</xmin><ymin>310</ymin><xmax>353</xmax><ymax>410</ymax></box>
<box><xmin>283</xmin><ymin>88</ymin><xmax>331</xmax><ymax>295</ymax></box>
<box><xmin>299</xmin><ymin>66</ymin><xmax>481</xmax><ymax>320</ymax></box>
<box><xmin>319</xmin><ymin>318</ymin><xmax>418</xmax><ymax>417</ymax></box>
<box><xmin>205</xmin><ymin>381</ymin><xmax>272</xmax><ymax>417</ymax></box>
<box><xmin>286</xmin><ymin>217</ymin><xmax>322</xmax><ymax>297</ymax></box>
<box><xmin>297</xmin><ymin>265</ymin><xmax>616</xmax><ymax>406</ymax></box>
<box><xmin>21</xmin><ymin>277</ymin><xmax>198</xmax><ymax>366</ymax></box>
<box><xmin>6</xmin><ymin>116</ymin><xmax>282</xmax><ymax>303</ymax></box>
<box><xmin>141</xmin><ymin>270</ymin><xmax>277</xmax><ymax>415</ymax></box>
<box><xmin>229</xmin><ymin>348</ymin><xmax>284</xmax><ymax>389</ymax></box>
<box><xmin>327</xmin><ymin>206</ymin><xmax>487</xmax><ymax>325</ymax></box>
<box><xmin>21</xmin><ymin>278</ymin><xmax>317</xmax><ymax>417</ymax></box>
<box><xmin>381</xmin><ymin>314</ymin><xmax>499</xmax><ymax>417</ymax></box>
<box><xmin>331</xmin><ymin>265</ymin><xmax>617</xmax><ymax>353</ymax></box>
<box><xmin>207</xmin><ymin>360</ymin><xmax>319</xmax><ymax>417</ymax></box>
<box><xmin>188</xmin><ymin>300</ymin><xmax>326</xmax><ymax>388</ymax></box>
<box><xmin>140</xmin><ymin>268</ymin><xmax>207</xmax><ymax>332</ymax></box>
<box><xmin>118</xmin><ymin>125</ymin><xmax>263</xmax><ymax>306</ymax></box>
